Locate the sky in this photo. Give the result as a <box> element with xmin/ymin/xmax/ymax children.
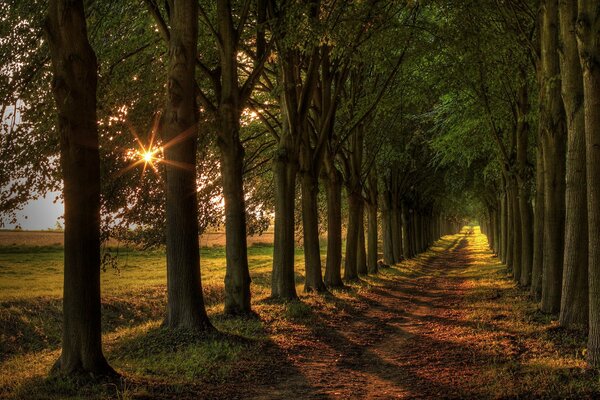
<box><xmin>1</xmin><ymin>191</ymin><xmax>63</xmax><ymax>230</ymax></box>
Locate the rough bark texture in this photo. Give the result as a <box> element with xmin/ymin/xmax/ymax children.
<box><xmin>516</xmin><ymin>82</ymin><xmax>534</xmax><ymax>287</ymax></box>
<box><xmin>558</xmin><ymin>0</ymin><xmax>588</xmax><ymax>328</ymax></box>
<box><xmin>162</xmin><ymin>0</ymin><xmax>211</xmax><ymax>330</ymax></box>
<box><xmin>540</xmin><ymin>0</ymin><xmax>567</xmax><ymax>314</ymax></box>
<box><xmin>272</xmin><ymin>134</ymin><xmax>299</xmax><ymax>300</ymax></box>
<box><xmin>357</xmin><ymin>203</ymin><xmax>368</xmax><ymax>275</ymax></box>
<box><xmin>576</xmin><ymin>0</ymin><xmax>600</xmax><ymax>367</ymax></box>
<box><xmin>531</xmin><ymin>144</ymin><xmax>545</xmax><ymax>300</ymax></box>
<box><xmin>324</xmin><ymin>165</ymin><xmax>344</xmax><ymax>287</ymax></box>
<box><xmin>510</xmin><ymin>182</ymin><xmax>523</xmax><ymax>282</ymax></box>
<box><xmin>344</xmin><ymin>191</ymin><xmax>361</xmax><ymax>281</ymax></box>
<box><xmin>367</xmin><ymin>202</ymin><xmax>378</xmax><ymax>274</ymax></box>
<box><xmin>301</xmin><ymin>172</ymin><xmax>326</xmax><ymax>292</ymax></box>
<box><xmin>382</xmin><ymin>191</ymin><xmax>394</xmax><ymax>265</ymax></box>
<box><xmin>401</xmin><ymin>202</ymin><xmax>411</xmax><ymax>259</ymax></box>
<box><xmin>46</xmin><ymin>0</ymin><xmax>114</xmax><ymax>376</ymax></box>
<box><xmin>216</xmin><ymin>0</ymin><xmax>252</xmax><ymax>315</ymax></box>
<box><xmin>220</xmin><ymin>141</ymin><xmax>251</xmax><ymax>314</ymax></box>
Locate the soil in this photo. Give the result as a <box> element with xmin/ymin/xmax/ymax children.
<box><xmin>246</xmin><ymin>233</ymin><xmax>484</xmax><ymax>400</ymax></box>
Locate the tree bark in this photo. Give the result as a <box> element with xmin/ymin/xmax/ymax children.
<box><xmin>357</xmin><ymin>202</ymin><xmax>368</xmax><ymax>275</ymax></box>
<box><xmin>344</xmin><ymin>191</ymin><xmax>361</xmax><ymax>280</ymax></box>
<box><xmin>220</xmin><ymin>140</ymin><xmax>252</xmax><ymax>314</ymax></box>
<box><xmin>516</xmin><ymin>81</ymin><xmax>534</xmax><ymax>287</ymax></box>
<box><xmin>301</xmin><ymin>171</ymin><xmax>326</xmax><ymax>292</ymax></box>
<box><xmin>531</xmin><ymin>143</ymin><xmax>545</xmax><ymax>299</ymax></box>
<box><xmin>161</xmin><ymin>0</ymin><xmax>211</xmax><ymax>330</ymax></box>
<box><xmin>401</xmin><ymin>202</ymin><xmax>411</xmax><ymax>259</ymax></box>
<box><xmin>576</xmin><ymin>0</ymin><xmax>600</xmax><ymax>366</ymax></box>
<box><xmin>367</xmin><ymin>201</ymin><xmax>378</xmax><ymax>274</ymax></box>
<box><xmin>510</xmin><ymin>180</ymin><xmax>523</xmax><ymax>282</ymax></box>
<box><xmin>540</xmin><ymin>0</ymin><xmax>567</xmax><ymax>315</ymax></box>
<box><xmin>216</xmin><ymin>0</ymin><xmax>253</xmax><ymax>315</ymax></box>
<box><xmin>324</xmin><ymin>164</ymin><xmax>344</xmax><ymax>288</ymax></box>
<box><xmin>45</xmin><ymin>0</ymin><xmax>115</xmax><ymax>377</ymax></box>
<box><xmin>382</xmin><ymin>190</ymin><xmax>394</xmax><ymax>265</ymax></box>
<box><xmin>272</xmin><ymin>134</ymin><xmax>299</xmax><ymax>300</ymax></box>
<box><xmin>558</xmin><ymin>0</ymin><xmax>588</xmax><ymax>328</ymax></box>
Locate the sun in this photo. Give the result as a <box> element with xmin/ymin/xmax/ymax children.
<box><xmin>134</xmin><ymin>146</ymin><xmax>162</xmax><ymax>173</ymax></box>
<box><xmin>143</xmin><ymin>151</ymin><xmax>154</xmax><ymax>163</ymax></box>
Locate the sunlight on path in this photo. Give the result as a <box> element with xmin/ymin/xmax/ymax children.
<box><xmin>255</xmin><ymin>228</ymin><xmax>599</xmax><ymax>399</ymax></box>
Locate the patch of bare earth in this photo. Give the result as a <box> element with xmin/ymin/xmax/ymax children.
<box><xmin>242</xmin><ymin>235</ymin><xmax>476</xmax><ymax>399</ymax></box>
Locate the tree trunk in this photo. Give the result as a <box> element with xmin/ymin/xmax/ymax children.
<box><xmin>219</xmin><ymin>125</ymin><xmax>252</xmax><ymax>315</ymax></box>
<box><xmin>46</xmin><ymin>0</ymin><xmax>115</xmax><ymax>376</ymax></box>
<box><xmin>500</xmin><ymin>192</ymin><xmax>507</xmax><ymax>263</ymax></box>
<box><xmin>401</xmin><ymin>202</ymin><xmax>411</xmax><ymax>259</ymax></box>
<box><xmin>391</xmin><ymin>206</ymin><xmax>402</xmax><ymax>263</ymax></box>
<box><xmin>367</xmin><ymin>202</ymin><xmax>378</xmax><ymax>274</ymax></box>
<box><xmin>161</xmin><ymin>0</ymin><xmax>211</xmax><ymax>330</ymax></box>
<box><xmin>301</xmin><ymin>172</ymin><xmax>326</xmax><ymax>292</ymax></box>
<box><xmin>324</xmin><ymin>166</ymin><xmax>344</xmax><ymax>288</ymax></box>
<box><xmin>576</xmin><ymin>0</ymin><xmax>600</xmax><ymax>366</ymax></box>
<box><xmin>531</xmin><ymin>144</ymin><xmax>545</xmax><ymax>299</ymax></box>
<box><xmin>516</xmin><ymin>81</ymin><xmax>534</xmax><ymax>287</ymax></box>
<box><xmin>558</xmin><ymin>0</ymin><xmax>588</xmax><ymax>328</ymax></box>
<box><xmin>382</xmin><ymin>190</ymin><xmax>394</xmax><ymax>265</ymax></box>
<box><xmin>539</xmin><ymin>0</ymin><xmax>567</xmax><ymax>315</ymax></box>
<box><xmin>505</xmin><ymin>183</ymin><xmax>514</xmax><ymax>271</ymax></box>
<box><xmin>357</xmin><ymin>202</ymin><xmax>368</xmax><ymax>275</ymax></box>
<box><xmin>511</xmin><ymin>181</ymin><xmax>523</xmax><ymax>283</ymax></box>
<box><xmin>271</xmin><ymin>135</ymin><xmax>299</xmax><ymax>300</ymax></box>
<box><xmin>344</xmin><ymin>191</ymin><xmax>361</xmax><ymax>280</ymax></box>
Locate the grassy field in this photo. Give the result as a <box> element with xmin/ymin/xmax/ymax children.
<box><xmin>0</xmin><ymin>232</ymin><xmax>328</xmax><ymax>399</ymax></box>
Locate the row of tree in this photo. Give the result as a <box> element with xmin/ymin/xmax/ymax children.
<box><xmin>474</xmin><ymin>0</ymin><xmax>599</xmax><ymax>368</ymax></box>
<box><xmin>1</xmin><ymin>0</ymin><xmax>471</xmax><ymax>377</ymax></box>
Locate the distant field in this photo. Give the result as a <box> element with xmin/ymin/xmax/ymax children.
<box><xmin>0</xmin><ymin>237</ymin><xmax>305</xmax><ymax>301</ymax></box>
<box><xmin>0</xmin><ymin>229</ymin><xmax>275</xmax><ymax>248</ymax></box>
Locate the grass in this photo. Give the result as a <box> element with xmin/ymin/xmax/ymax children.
<box><xmin>0</xmin><ymin>229</ymin><xmax>599</xmax><ymax>399</ymax></box>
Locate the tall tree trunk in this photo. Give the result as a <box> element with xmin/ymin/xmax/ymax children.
<box><xmin>367</xmin><ymin>201</ymin><xmax>378</xmax><ymax>274</ymax></box>
<box><xmin>539</xmin><ymin>0</ymin><xmax>567</xmax><ymax>314</ymax></box>
<box><xmin>216</xmin><ymin>1</ymin><xmax>252</xmax><ymax>316</ymax></box>
<box><xmin>511</xmin><ymin>181</ymin><xmax>523</xmax><ymax>282</ymax></box>
<box><xmin>531</xmin><ymin>144</ymin><xmax>545</xmax><ymax>299</ymax></box>
<box><xmin>401</xmin><ymin>202</ymin><xmax>411</xmax><ymax>259</ymax></box>
<box><xmin>500</xmin><ymin>192</ymin><xmax>507</xmax><ymax>263</ymax></box>
<box><xmin>324</xmin><ymin>164</ymin><xmax>344</xmax><ymax>287</ymax></box>
<box><xmin>46</xmin><ymin>0</ymin><xmax>115</xmax><ymax>376</ymax></box>
<box><xmin>558</xmin><ymin>0</ymin><xmax>588</xmax><ymax>328</ymax></box>
<box><xmin>344</xmin><ymin>191</ymin><xmax>361</xmax><ymax>280</ymax></box>
<box><xmin>161</xmin><ymin>0</ymin><xmax>211</xmax><ymax>330</ymax></box>
<box><xmin>516</xmin><ymin>81</ymin><xmax>534</xmax><ymax>287</ymax></box>
<box><xmin>505</xmin><ymin>184</ymin><xmax>514</xmax><ymax>271</ymax></box>
<box><xmin>357</xmin><ymin>202</ymin><xmax>368</xmax><ymax>275</ymax></box>
<box><xmin>576</xmin><ymin>0</ymin><xmax>600</xmax><ymax>367</ymax></box>
<box><xmin>301</xmin><ymin>171</ymin><xmax>326</xmax><ymax>292</ymax></box>
<box><xmin>391</xmin><ymin>205</ymin><xmax>402</xmax><ymax>263</ymax></box>
<box><xmin>219</xmin><ymin>124</ymin><xmax>252</xmax><ymax>315</ymax></box>
<box><xmin>382</xmin><ymin>190</ymin><xmax>394</xmax><ymax>265</ymax></box>
<box><xmin>272</xmin><ymin>134</ymin><xmax>299</xmax><ymax>300</ymax></box>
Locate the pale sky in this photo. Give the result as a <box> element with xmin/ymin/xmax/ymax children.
<box><xmin>1</xmin><ymin>191</ymin><xmax>63</xmax><ymax>230</ymax></box>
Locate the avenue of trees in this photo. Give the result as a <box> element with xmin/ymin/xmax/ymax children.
<box><xmin>0</xmin><ymin>0</ymin><xmax>598</xmax><ymax>378</ymax></box>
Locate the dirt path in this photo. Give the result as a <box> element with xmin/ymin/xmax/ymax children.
<box><xmin>252</xmin><ymin>232</ymin><xmax>485</xmax><ymax>399</ymax></box>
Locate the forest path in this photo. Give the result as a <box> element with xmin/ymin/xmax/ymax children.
<box><xmin>251</xmin><ymin>231</ymin><xmax>491</xmax><ymax>400</ymax></box>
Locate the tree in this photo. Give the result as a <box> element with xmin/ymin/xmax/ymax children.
<box><xmin>45</xmin><ymin>0</ymin><xmax>115</xmax><ymax>376</ymax></box>
<box><xmin>558</xmin><ymin>0</ymin><xmax>587</xmax><ymax>329</ymax></box>
<box><xmin>576</xmin><ymin>0</ymin><xmax>600</xmax><ymax>368</ymax></box>
<box><xmin>162</xmin><ymin>0</ymin><xmax>212</xmax><ymax>330</ymax></box>
<box><xmin>539</xmin><ymin>0</ymin><xmax>567</xmax><ymax>315</ymax></box>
